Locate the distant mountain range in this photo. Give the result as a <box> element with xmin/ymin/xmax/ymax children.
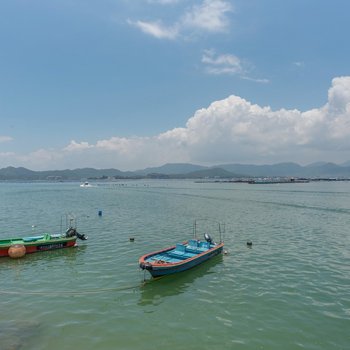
<box><xmin>1</xmin><ymin>162</ymin><xmax>350</xmax><ymax>181</ymax></box>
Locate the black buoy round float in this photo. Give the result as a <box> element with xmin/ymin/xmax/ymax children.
<box><xmin>246</xmin><ymin>240</ymin><xmax>253</xmax><ymax>247</ymax></box>
<box><xmin>129</xmin><ymin>237</ymin><xmax>135</xmax><ymax>242</ymax></box>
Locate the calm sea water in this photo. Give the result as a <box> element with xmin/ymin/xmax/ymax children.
<box><xmin>0</xmin><ymin>180</ymin><xmax>349</xmax><ymax>350</ymax></box>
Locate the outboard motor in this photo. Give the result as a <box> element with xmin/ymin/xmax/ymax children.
<box><xmin>65</xmin><ymin>227</ymin><xmax>88</xmax><ymax>240</ymax></box>
<box><xmin>204</xmin><ymin>233</ymin><xmax>213</xmax><ymax>244</ymax></box>
<box><xmin>76</xmin><ymin>231</ymin><xmax>88</xmax><ymax>240</ymax></box>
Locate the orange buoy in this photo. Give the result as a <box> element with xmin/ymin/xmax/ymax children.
<box><xmin>8</xmin><ymin>244</ymin><xmax>26</xmax><ymax>258</ymax></box>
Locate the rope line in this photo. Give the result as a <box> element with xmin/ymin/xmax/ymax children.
<box><xmin>0</xmin><ymin>284</ymin><xmax>142</xmax><ymax>296</ymax></box>
<box><xmin>0</xmin><ymin>269</ymin><xmax>171</xmax><ymax>296</ymax></box>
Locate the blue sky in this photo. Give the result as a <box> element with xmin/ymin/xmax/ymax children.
<box><xmin>1</xmin><ymin>0</ymin><xmax>350</xmax><ymax>170</ymax></box>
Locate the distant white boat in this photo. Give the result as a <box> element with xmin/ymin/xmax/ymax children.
<box><xmin>80</xmin><ymin>182</ymin><xmax>92</xmax><ymax>188</ymax></box>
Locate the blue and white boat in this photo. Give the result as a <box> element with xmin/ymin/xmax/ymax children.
<box><xmin>139</xmin><ymin>221</ymin><xmax>224</xmax><ymax>278</ymax></box>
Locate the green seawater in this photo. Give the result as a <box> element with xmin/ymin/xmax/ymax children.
<box><xmin>0</xmin><ymin>180</ymin><xmax>349</xmax><ymax>350</ymax></box>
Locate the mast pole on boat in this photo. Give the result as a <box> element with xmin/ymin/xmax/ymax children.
<box><xmin>219</xmin><ymin>223</ymin><xmax>225</xmax><ymax>243</ymax></box>
<box><xmin>60</xmin><ymin>215</ymin><xmax>63</xmax><ymax>235</ymax></box>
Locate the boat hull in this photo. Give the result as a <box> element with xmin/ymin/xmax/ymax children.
<box><xmin>0</xmin><ymin>237</ymin><xmax>77</xmax><ymax>258</ymax></box>
<box><xmin>139</xmin><ymin>243</ymin><xmax>224</xmax><ymax>277</ymax></box>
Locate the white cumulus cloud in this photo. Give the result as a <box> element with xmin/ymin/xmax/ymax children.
<box><xmin>202</xmin><ymin>49</ymin><xmax>244</xmax><ymax>75</ymax></box>
<box><xmin>1</xmin><ymin>77</ymin><xmax>350</xmax><ymax>170</ymax></box>
<box><xmin>182</xmin><ymin>0</ymin><xmax>232</xmax><ymax>33</ymax></box>
<box><xmin>128</xmin><ymin>0</ymin><xmax>232</xmax><ymax>39</ymax></box>
<box><xmin>127</xmin><ymin>19</ymin><xmax>179</xmax><ymax>39</ymax></box>
<box><xmin>0</xmin><ymin>136</ymin><xmax>13</xmax><ymax>143</ymax></box>
<box><xmin>202</xmin><ymin>49</ymin><xmax>269</xmax><ymax>82</ymax></box>
<box><xmin>64</xmin><ymin>140</ymin><xmax>93</xmax><ymax>152</ymax></box>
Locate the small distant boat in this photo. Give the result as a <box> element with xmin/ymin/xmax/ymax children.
<box><xmin>0</xmin><ymin>216</ymin><xmax>87</xmax><ymax>259</ymax></box>
<box><xmin>139</xmin><ymin>221</ymin><xmax>224</xmax><ymax>278</ymax></box>
<box><xmin>80</xmin><ymin>182</ymin><xmax>92</xmax><ymax>187</ymax></box>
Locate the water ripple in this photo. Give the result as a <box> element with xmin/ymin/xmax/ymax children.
<box><xmin>1</xmin><ymin>181</ymin><xmax>349</xmax><ymax>350</ymax></box>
